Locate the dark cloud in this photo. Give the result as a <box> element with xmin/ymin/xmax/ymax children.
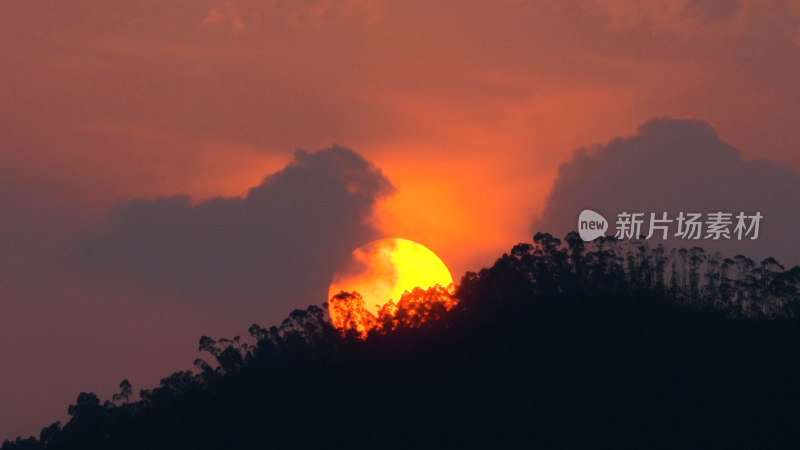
<box><xmin>535</xmin><ymin>117</ymin><xmax>800</xmax><ymax>268</ymax></box>
<box><xmin>81</xmin><ymin>145</ymin><xmax>395</xmax><ymax>308</ymax></box>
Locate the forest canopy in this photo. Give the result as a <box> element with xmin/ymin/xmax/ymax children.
<box><xmin>4</xmin><ymin>232</ymin><xmax>800</xmax><ymax>449</ymax></box>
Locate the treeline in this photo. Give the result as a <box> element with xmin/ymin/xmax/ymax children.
<box><xmin>494</xmin><ymin>233</ymin><xmax>800</xmax><ymax>318</ymax></box>
<box><xmin>4</xmin><ymin>232</ymin><xmax>800</xmax><ymax>449</ymax></box>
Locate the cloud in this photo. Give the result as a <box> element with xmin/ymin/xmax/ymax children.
<box><xmin>81</xmin><ymin>145</ymin><xmax>395</xmax><ymax>308</ymax></box>
<box><xmin>534</xmin><ymin>117</ymin><xmax>800</xmax><ymax>268</ymax></box>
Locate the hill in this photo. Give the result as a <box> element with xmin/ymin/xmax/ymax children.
<box><xmin>4</xmin><ymin>232</ymin><xmax>800</xmax><ymax>449</ymax></box>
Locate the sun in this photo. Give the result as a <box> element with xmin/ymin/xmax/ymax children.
<box><xmin>328</xmin><ymin>238</ymin><xmax>454</xmax><ymax>324</ymax></box>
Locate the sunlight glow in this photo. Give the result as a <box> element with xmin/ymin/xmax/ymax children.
<box><xmin>328</xmin><ymin>238</ymin><xmax>454</xmax><ymax>315</ymax></box>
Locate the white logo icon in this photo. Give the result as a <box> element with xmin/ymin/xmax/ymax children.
<box><xmin>578</xmin><ymin>209</ymin><xmax>608</xmax><ymax>241</ymax></box>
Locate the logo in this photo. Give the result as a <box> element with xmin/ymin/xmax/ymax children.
<box><xmin>578</xmin><ymin>209</ymin><xmax>608</xmax><ymax>241</ymax></box>
<box><xmin>577</xmin><ymin>209</ymin><xmax>762</xmax><ymax>242</ymax></box>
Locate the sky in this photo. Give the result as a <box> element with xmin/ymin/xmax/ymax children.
<box><xmin>2</xmin><ymin>0</ymin><xmax>800</xmax><ymax>441</ymax></box>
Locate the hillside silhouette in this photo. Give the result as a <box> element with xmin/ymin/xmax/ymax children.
<box><xmin>4</xmin><ymin>232</ymin><xmax>800</xmax><ymax>449</ymax></box>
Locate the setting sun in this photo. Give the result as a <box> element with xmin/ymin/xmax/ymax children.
<box><xmin>328</xmin><ymin>238</ymin><xmax>454</xmax><ymax>315</ymax></box>
<box><xmin>327</xmin><ymin>238</ymin><xmax>456</xmax><ymax>335</ymax></box>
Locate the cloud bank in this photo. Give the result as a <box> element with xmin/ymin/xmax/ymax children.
<box><xmin>82</xmin><ymin>145</ymin><xmax>395</xmax><ymax>307</ymax></box>
<box><xmin>535</xmin><ymin>117</ymin><xmax>800</xmax><ymax>267</ymax></box>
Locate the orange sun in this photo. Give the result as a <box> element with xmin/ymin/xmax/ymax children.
<box><xmin>328</xmin><ymin>238</ymin><xmax>456</xmax><ymax>336</ymax></box>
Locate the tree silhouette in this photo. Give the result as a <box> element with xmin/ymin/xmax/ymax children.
<box><xmin>111</xmin><ymin>380</ymin><xmax>132</xmax><ymax>405</ymax></box>
<box><xmin>4</xmin><ymin>232</ymin><xmax>800</xmax><ymax>449</ymax></box>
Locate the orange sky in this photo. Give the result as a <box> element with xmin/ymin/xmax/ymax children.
<box><xmin>2</xmin><ymin>0</ymin><xmax>800</xmax><ymax>440</ymax></box>
<box><xmin>4</xmin><ymin>0</ymin><xmax>800</xmax><ymax>277</ymax></box>
<box><xmin>0</xmin><ymin>3</ymin><xmax>796</xmax><ymax>263</ymax></box>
